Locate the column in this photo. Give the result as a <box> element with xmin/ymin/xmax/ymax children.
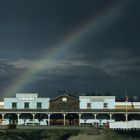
<box><xmin>94</xmin><ymin>114</ymin><xmax>97</xmax><ymax>120</ymax></box>
<box><xmin>125</xmin><ymin>113</ymin><xmax>128</xmax><ymax>122</ymax></box>
<box><xmin>48</xmin><ymin>114</ymin><xmax>51</xmax><ymax>126</ymax></box>
<box><xmin>17</xmin><ymin>113</ymin><xmax>20</xmax><ymax>125</ymax></box>
<box><xmin>1</xmin><ymin>114</ymin><xmax>5</xmax><ymax>125</ymax></box>
<box><xmin>2</xmin><ymin>114</ymin><xmax>5</xmax><ymax>121</ymax></box>
<box><xmin>63</xmin><ymin>114</ymin><xmax>66</xmax><ymax>126</ymax></box>
<box><xmin>32</xmin><ymin>113</ymin><xmax>35</xmax><ymax>125</ymax></box>
<box><xmin>79</xmin><ymin>114</ymin><xmax>81</xmax><ymax>126</ymax></box>
<box><xmin>110</xmin><ymin>114</ymin><xmax>112</xmax><ymax>120</ymax></box>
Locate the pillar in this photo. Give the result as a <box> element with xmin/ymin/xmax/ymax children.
<box><xmin>0</xmin><ymin>114</ymin><xmax>5</xmax><ymax>125</ymax></box>
<box><xmin>110</xmin><ymin>114</ymin><xmax>112</xmax><ymax>120</ymax></box>
<box><xmin>125</xmin><ymin>113</ymin><xmax>128</xmax><ymax>122</ymax></box>
<box><xmin>32</xmin><ymin>113</ymin><xmax>35</xmax><ymax>125</ymax></box>
<box><xmin>17</xmin><ymin>113</ymin><xmax>20</xmax><ymax>125</ymax></box>
<box><xmin>48</xmin><ymin>114</ymin><xmax>51</xmax><ymax>126</ymax></box>
<box><xmin>79</xmin><ymin>114</ymin><xmax>81</xmax><ymax>126</ymax></box>
<box><xmin>63</xmin><ymin>114</ymin><xmax>66</xmax><ymax>126</ymax></box>
<box><xmin>94</xmin><ymin>114</ymin><xmax>97</xmax><ymax>120</ymax></box>
<box><xmin>2</xmin><ymin>114</ymin><xmax>5</xmax><ymax>121</ymax></box>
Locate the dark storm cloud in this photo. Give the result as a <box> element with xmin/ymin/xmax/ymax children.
<box><xmin>23</xmin><ymin>65</ymin><xmax>114</xmax><ymax>97</ymax></box>
<box><xmin>0</xmin><ymin>0</ymin><xmax>122</xmax><ymax>57</ymax></box>
<box><xmin>0</xmin><ymin>0</ymin><xmax>140</xmax><ymax>97</ymax></box>
<box><xmin>0</xmin><ymin>59</ymin><xmax>25</xmax><ymax>94</ymax></box>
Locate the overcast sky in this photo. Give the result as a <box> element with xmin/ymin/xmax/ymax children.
<box><xmin>0</xmin><ymin>0</ymin><xmax>140</xmax><ymax>98</ymax></box>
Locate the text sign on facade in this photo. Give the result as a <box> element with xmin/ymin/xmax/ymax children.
<box><xmin>19</xmin><ymin>97</ymin><xmax>35</xmax><ymax>101</ymax></box>
<box><xmin>90</xmin><ymin>98</ymin><xmax>104</xmax><ymax>102</ymax></box>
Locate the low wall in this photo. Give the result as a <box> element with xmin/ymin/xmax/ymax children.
<box><xmin>109</xmin><ymin>120</ymin><xmax>140</xmax><ymax>129</ymax></box>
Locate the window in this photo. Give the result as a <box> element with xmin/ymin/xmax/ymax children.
<box><xmin>104</xmin><ymin>103</ymin><xmax>108</xmax><ymax>108</ymax></box>
<box><xmin>62</xmin><ymin>97</ymin><xmax>67</xmax><ymax>102</ymax></box>
<box><xmin>12</xmin><ymin>102</ymin><xmax>17</xmax><ymax>109</ymax></box>
<box><xmin>24</xmin><ymin>102</ymin><xmax>29</xmax><ymax>109</ymax></box>
<box><xmin>37</xmin><ymin>102</ymin><xmax>42</xmax><ymax>109</ymax></box>
<box><xmin>87</xmin><ymin>103</ymin><xmax>91</xmax><ymax>108</ymax></box>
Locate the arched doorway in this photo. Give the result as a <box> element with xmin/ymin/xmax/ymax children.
<box><xmin>35</xmin><ymin>113</ymin><xmax>48</xmax><ymax>125</ymax></box>
<box><xmin>81</xmin><ymin>113</ymin><xmax>94</xmax><ymax>125</ymax></box>
<box><xmin>0</xmin><ymin>114</ymin><xmax>2</xmax><ymax>125</ymax></box>
<box><xmin>112</xmin><ymin>113</ymin><xmax>126</xmax><ymax>121</ymax></box>
<box><xmin>4</xmin><ymin>113</ymin><xmax>18</xmax><ymax>125</ymax></box>
<box><xmin>50</xmin><ymin>113</ymin><xmax>64</xmax><ymax>125</ymax></box>
<box><xmin>65</xmin><ymin>113</ymin><xmax>79</xmax><ymax>125</ymax></box>
<box><xmin>96</xmin><ymin>113</ymin><xmax>110</xmax><ymax>125</ymax></box>
<box><xmin>19</xmin><ymin>113</ymin><xmax>33</xmax><ymax>125</ymax></box>
<box><xmin>128</xmin><ymin>114</ymin><xmax>140</xmax><ymax>121</ymax></box>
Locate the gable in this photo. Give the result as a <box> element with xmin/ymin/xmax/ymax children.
<box><xmin>50</xmin><ymin>94</ymin><xmax>79</xmax><ymax>102</ymax></box>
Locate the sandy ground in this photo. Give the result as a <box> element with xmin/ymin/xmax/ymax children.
<box><xmin>68</xmin><ymin>133</ymin><xmax>105</xmax><ymax>140</ymax></box>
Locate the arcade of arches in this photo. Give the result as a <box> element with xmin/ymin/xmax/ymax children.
<box><xmin>0</xmin><ymin>112</ymin><xmax>140</xmax><ymax>125</ymax></box>
<box><xmin>0</xmin><ymin>95</ymin><xmax>140</xmax><ymax>126</ymax></box>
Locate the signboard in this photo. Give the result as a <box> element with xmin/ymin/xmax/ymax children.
<box><xmin>19</xmin><ymin>97</ymin><xmax>35</xmax><ymax>101</ymax></box>
<box><xmin>90</xmin><ymin>98</ymin><xmax>104</xmax><ymax>102</ymax></box>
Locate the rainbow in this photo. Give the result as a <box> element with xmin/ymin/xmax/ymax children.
<box><xmin>3</xmin><ymin>1</ymin><xmax>125</xmax><ymax>97</ymax></box>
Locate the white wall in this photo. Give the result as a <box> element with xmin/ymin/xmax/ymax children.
<box><xmin>4</xmin><ymin>93</ymin><xmax>50</xmax><ymax>109</ymax></box>
<box><xmin>79</xmin><ymin>96</ymin><xmax>115</xmax><ymax>109</ymax></box>
<box><xmin>109</xmin><ymin>120</ymin><xmax>140</xmax><ymax>129</ymax></box>
<box><xmin>4</xmin><ymin>98</ymin><xmax>17</xmax><ymax>109</ymax></box>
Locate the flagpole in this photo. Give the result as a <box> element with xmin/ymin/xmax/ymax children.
<box><xmin>125</xmin><ymin>99</ymin><xmax>127</xmax><ymax>122</ymax></box>
<box><xmin>125</xmin><ymin>90</ymin><xmax>128</xmax><ymax>122</ymax></box>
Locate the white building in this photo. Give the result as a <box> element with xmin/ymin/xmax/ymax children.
<box><xmin>3</xmin><ymin>93</ymin><xmax>50</xmax><ymax>125</ymax></box>
<box><xmin>79</xmin><ymin>96</ymin><xmax>115</xmax><ymax>109</ymax></box>
<box><xmin>4</xmin><ymin>93</ymin><xmax>50</xmax><ymax>109</ymax></box>
<box><xmin>79</xmin><ymin>96</ymin><xmax>116</xmax><ymax>125</ymax></box>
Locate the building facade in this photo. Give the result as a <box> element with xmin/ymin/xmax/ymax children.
<box><xmin>50</xmin><ymin>94</ymin><xmax>79</xmax><ymax>110</ymax></box>
<box><xmin>4</xmin><ymin>93</ymin><xmax>50</xmax><ymax>109</ymax></box>
<box><xmin>3</xmin><ymin>93</ymin><xmax>50</xmax><ymax>125</ymax></box>
<box><xmin>0</xmin><ymin>93</ymin><xmax>140</xmax><ymax>127</ymax></box>
<box><xmin>49</xmin><ymin>94</ymin><xmax>79</xmax><ymax>125</ymax></box>
<box><xmin>79</xmin><ymin>96</ymin><xmax>115</xmax><ymax>109</ymax></box>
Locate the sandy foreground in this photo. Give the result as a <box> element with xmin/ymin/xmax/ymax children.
<box><xmin>68</xmin><ymin>134</ymin><xmax>105</xmax><ymax>140</ymax></box>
